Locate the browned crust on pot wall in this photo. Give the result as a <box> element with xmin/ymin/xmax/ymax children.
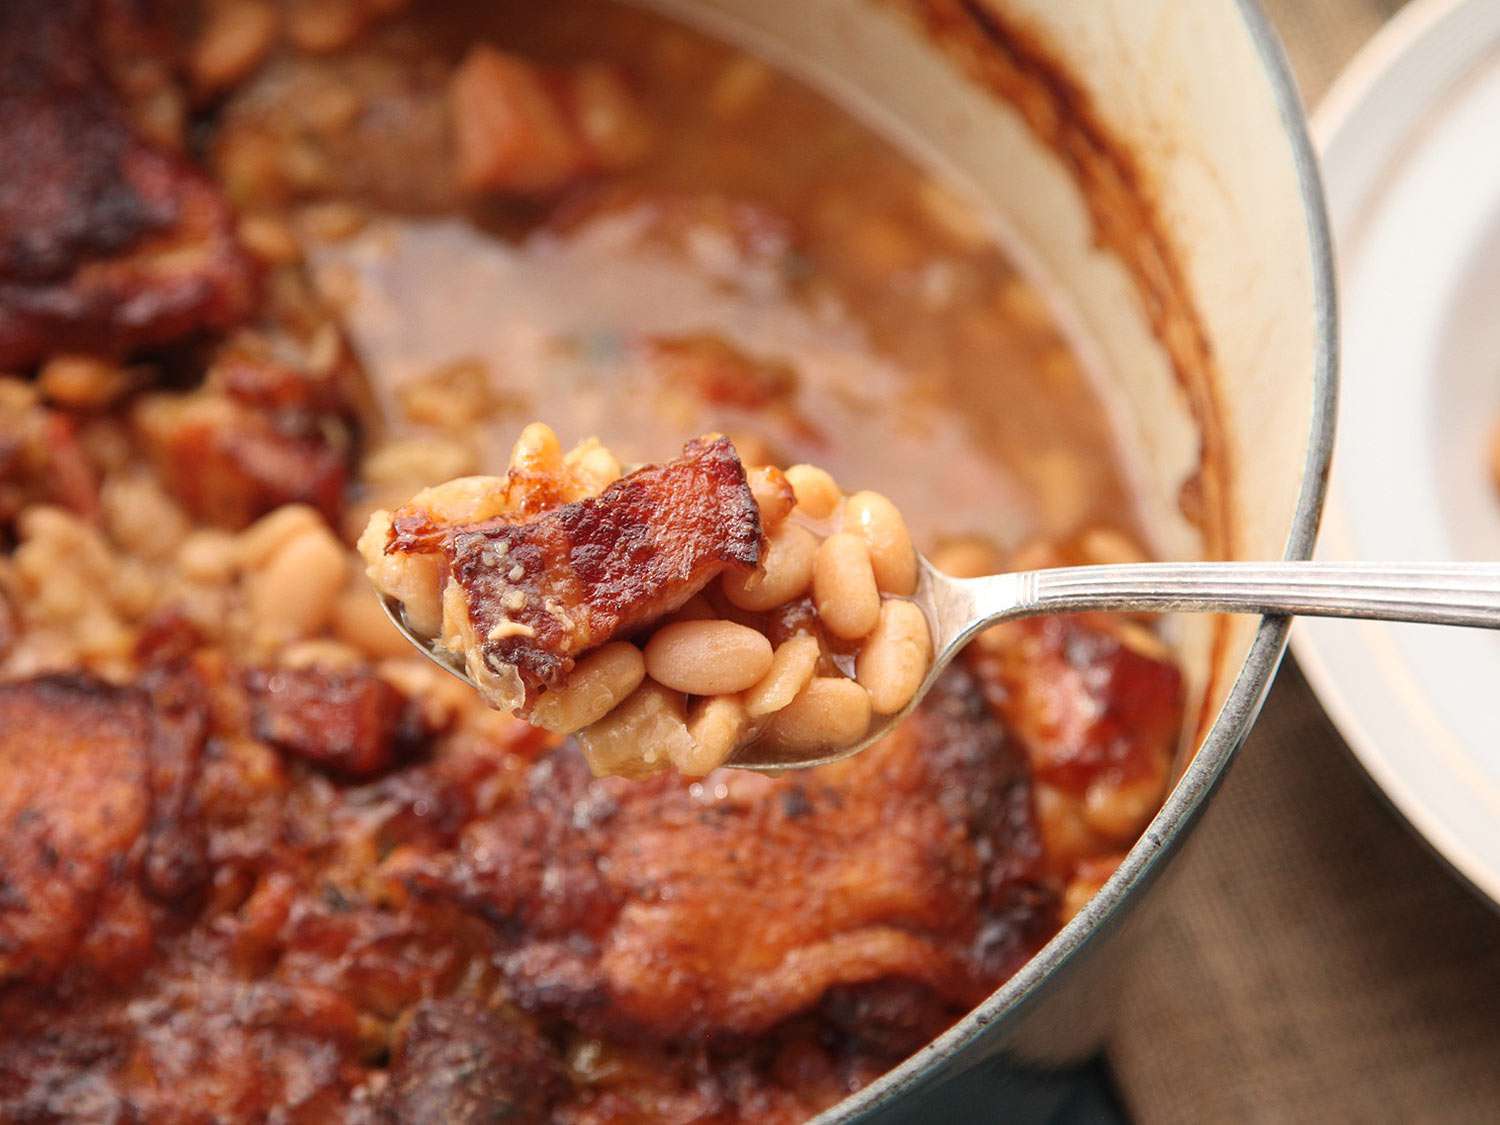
<box><xmin>881</xmin><ymin>0</ymin><xmax>1235</xmax><ymax>744</ymax></box>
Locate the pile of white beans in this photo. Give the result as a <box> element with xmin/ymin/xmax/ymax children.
<box><xmin>539</xmin><ymin>460</ymin><xmax>934</xmax><ymax>778</ymax></box>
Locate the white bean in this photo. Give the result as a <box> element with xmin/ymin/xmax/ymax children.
<box><xmin>644</xmin><ymin>620</ymin><xmax>773</xmax><ymax>695</ymax></box>
<box><xmin>248</xmin><ymin>526</ymin><xmax>348</xmax><ymax>646</ymax></box>
<box><xmin>843</xmin><ymin>491</ymin><xmax>917</xmax><ymax>595</ymax></box>
<box><xmin>680</xmin><ymin>694</ymin><xmax>749</xmax><ymax>776</ymax></box>
<box><xmin>764</xmin><ymin>677</ymin><xmax>871</xmax><ymax>752</ymax></box>
<box><xmin>812</xmin><ymin>533</ymin><xmax>880</xmax><ymax>639</ymax></box>
<box><xmin>783</xmin><ymin>464</ymin><xmax>840</xmax><ymax>520</ymax></box>
<box><xmin>723</xmin><ymin>523</ymin><xmax>817</xmax><ymax>611</ymax></box>
<box><xmin>530</xmin><ymin>642</ymin><xmax>646</xmax><ymax>734</ymax></box>
<box><xmin>743</xmin><ymin>634</ymin><xmax>820</xmax><ymax>717</ymax></box>
<box><xmin>856</xmin><ymin>600</ymin><xmax>932</xmax><ymax>714</ymax></box>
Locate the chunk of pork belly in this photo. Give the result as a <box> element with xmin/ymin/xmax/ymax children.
<box><xmin>365</xmin><ymin>432</ymin><xmax>761</xmax><ymax>714</ymax></box>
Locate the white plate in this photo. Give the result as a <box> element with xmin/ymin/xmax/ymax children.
<box><xmin>1294</xmin><ymin>0</ymin><xmax>1500</xmax><ymax>905</ymax></box>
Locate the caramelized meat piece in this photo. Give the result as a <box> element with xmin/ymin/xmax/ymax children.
<box><xmin>0</xmin><ymin>0</ymin><xmax>258</xmax><ymax>366</ymax></box>
<box><xmin>0</xmin><ymin>975</ymin><xmax>364</xmax><ymax>1123</ymax></box>
<box><xmin>450</xmin><ymin>46</ymin><xmax>652</xmax><ymax>196</ymax></box>
<box><xmin>0</xmin><ymin>676</ymin><xmax>154</xmax><ymax>989</ymax></box>
<box><xmin>386</xmin><ymin>435</ymin><xmax>762</xmax><ymax>709</ymax></box>
<box><xmin>135</xmin><ymin>364</ymin><xmax>353</xmax><ymax>529</ymax></box>
<box><xmin>132</xmin><ymin>309</ymin><xmax>368</xmax><ymax>530</ymax></box>
<box><xmin>379</xmin><ymin>998</ymin><xmax>569</xmax><ymax>1123</ymax></box>
<box><xmin>246</xmin><ymin>665</ymin><xmax>429</xmax><ymax>778</ymax></box>
<box><xmin>403</xmin><ymin>663</ymin><xmax>1055</xmax><ymax>1042</ymax></box>
<box><xmin>142</xmin><ymin>398</ymin><xmax>348</xmax><ymax>528</ymax></box>
<box><xmin>973</xmin><ymin>616</ymin><xmax>1184</xmax><ymax>792</ymax></box>
<box><xmin>0</xmin><ymin>675</ymin><xmax>207</xmax><ymax>990</ymax></box>
<box><xmin>0</xmin><ymin>403</ymin><xmax>101</xmax><ymax>527</ymax></box>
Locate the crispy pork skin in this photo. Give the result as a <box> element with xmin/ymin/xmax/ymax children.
<box><xmin>401</xmin><ymin>662</ymin><xmax>1057</xmax><ymax>1043</ymax></box>
<box><xmin>387</xmin><ymin>435</ymin><xmax>762</xmax><ymax>705</ymax></box>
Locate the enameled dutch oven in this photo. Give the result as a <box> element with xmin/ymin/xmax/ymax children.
<box><xmin>632</xmin><ymin>0</ymin><xmax>1336</xmax><ymax>1118</ymax></box>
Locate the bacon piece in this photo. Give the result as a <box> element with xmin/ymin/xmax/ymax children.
<box><xmin>0</xmin><ymin>674</ymin><xmax>208</xmax><ymax>990</ymax></box>
<box><xmin>400</xmin><ymin>663</ymin><xmax>1055</xmax><ymax>1044</ymax></box>
<box><xmin>0</xmin><ymin>0</ymin><xmax>259</xmax><ymax>367</ymax></box>
<box><xmin>245</xmin><ymin>665</ymin><xmax>430</xmax><ymax>779</ymax></box>
<box><xmin>388</xmin><ymin>435</ymin><xmax>762</xmax><ymax>710</ymax></box>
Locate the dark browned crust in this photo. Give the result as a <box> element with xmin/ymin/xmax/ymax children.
<box><xmin>0</xmin><ymin>674</ymin><xmax>208</xmax><ymax>991</ymax></box>
<box><xmin>0</xmin><ymin>0</ymin><xmax>259</xmax><ymax>366</ymax></box>
<box><xmin>401</xmin><ymin>663</ymin><xmax>1055</xmax><ymax>1044</ymax></box>
<box><xmin>391</xmin><ymin>435</ymin><xmax>763</xmax><ymax>701</ymax></box>
<box><xmin>378</xmin><ymin>997</ymin><xmax>569</xmax><ymax>1123</ymax></box>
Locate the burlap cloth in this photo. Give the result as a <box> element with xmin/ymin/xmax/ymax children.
<box><xmin>1107</xmin><ymin>6</ymin><xmax>1500</xmax><ymax>1121</ymax></box>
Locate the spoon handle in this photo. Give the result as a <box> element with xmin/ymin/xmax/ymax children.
<box><xmin>980</xmin><ymin>561</ymin><xmax>1500</xmax><ymax>629</ymax></box>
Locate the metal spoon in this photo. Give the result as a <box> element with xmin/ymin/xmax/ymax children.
<box><xmin>383</xmin><ymin>558</ymin><xmax>1500</xmax><ymax>771</ymax></box>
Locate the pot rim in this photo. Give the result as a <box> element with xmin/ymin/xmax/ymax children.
<box><xmin>817</xmin><ymin>0</ymin><xmax>1339</xmax><ymax>1117</ymax></box>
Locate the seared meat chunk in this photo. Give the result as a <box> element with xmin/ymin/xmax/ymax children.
<box><xmin>0</xmin><ymin>674</ymin><xmax>207</xmax><ymax>990</ymax></box>
<box><xmin>246</xmin><ymin>665</ymin><xmax>430</xmax><ymax>779</ymax></box>
<box><xmin>136</xmin><ymin>392</ymin><xmax>349</xmax><ymax>528</ymax></box>
<box><xmin>377</xmin><ymin>434</ymin><xmax>762</xmax><ymax>712</ymax></box>
<box><xmin>0</xmin><ymin>0</ymin><xmax>258</xmax><ymax>366</ymax></box>
<box><xmin>133</xmin><ymin>338</ymin><xmax>359</xmax><ymax>529</ymax></box>
<box><xmin>973</xmin><ymin>615</ymin><xmax>1184</xmax><ymax>792</ymax></box>
<box><xmin>379</xmin><ymin>998</ymin><xmax>569</xmax><ymax>1123</ymax></box>
<box><xmin>401</xmin><ymin>662</ymin><xmax>1055</xmax><ymax>1043</ymax></box>
<box><xmin>450</xmin><ymin>46</ymin><xmax>652</xmax><ymax>196</ymax></box>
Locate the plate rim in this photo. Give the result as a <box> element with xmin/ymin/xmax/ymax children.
<box><xmin>1294</xmin><ymin>0</ymin><xmax>1500</xmax><ymax>910</ymax></box>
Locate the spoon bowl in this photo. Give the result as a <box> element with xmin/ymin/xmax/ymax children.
<box><xmin>383</xmin><ymin>557</ymin><xmax>1500</xmax><ymax>770</ymax></box>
